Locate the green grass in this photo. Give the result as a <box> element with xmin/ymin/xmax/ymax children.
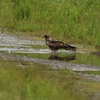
<box><xmin>0</xmin><ymin>0</ymin><xmax>100</xmax><ymax>47</ymax></box>
<box><xmin>0</xmin><ymin>58</ymin><xmax>100</xmax><ymax>100</ymax></box>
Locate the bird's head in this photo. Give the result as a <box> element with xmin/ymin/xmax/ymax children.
<box><xmin>42</xmin><ymin>35</ymin><xmax>49</xmax><ymax>39</ymax></box>
<box><xmin>42</xmin><ymin>35</ymin><xmax>52</xmax><ymax>40</ymax></box>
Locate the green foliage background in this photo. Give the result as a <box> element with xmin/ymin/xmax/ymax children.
<box><xmin>0</xmin><ymin>0</ymin><xmax>100</xmax><ymax>46</ymax></box>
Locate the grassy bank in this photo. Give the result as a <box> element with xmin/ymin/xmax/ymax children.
<box><xmin>0</xmin><ymin>58</ymin><xmax>100</xmax><ymax>100</ymax></box>
<box><xmin>0</xmin><ymin>0</ymin><xmax>100</xmax><ymax>47</ymax></box>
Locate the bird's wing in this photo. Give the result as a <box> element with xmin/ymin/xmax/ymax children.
<box><xmin>50</xmin><ymin>40</ymin><xmax>64</xmax><ymax>44</ymax></box>
<box><xmin>48</xmin><ymin>40</ymin><xmax>65</xmax><ymax>48</ymax></box>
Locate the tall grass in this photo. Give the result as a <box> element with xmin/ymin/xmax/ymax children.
<box><xmin>0</xmin><ymin>58</ymin><xmax>100</xmax><ymax>100</ymax></box>
<box><xmin>0</xmin><ymin>0</ymin><xmax>100</xmax><ymax>46</ymax></box>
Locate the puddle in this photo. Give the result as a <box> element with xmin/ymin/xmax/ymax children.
<box><xmin>0</xmin><ymin>32</ymin><xmax>100</xmax><ymax>72</ymax></box>
<box><xmin>0</xmin><ymin>32</ymin><xmax>100</xmax><ymax>83</ymax></box>
<box><xmin>14</xmin><ymin>52</ymin><xmax>100</xmax><ymax>67</ymax></box>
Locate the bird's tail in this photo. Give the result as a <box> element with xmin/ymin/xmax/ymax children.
<box><xmin>64</xmin><ymin>44</ymin><xmax>77</xmax><ymax>51</ymax></box>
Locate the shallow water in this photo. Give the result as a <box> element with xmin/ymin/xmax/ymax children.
<box><xmin>0</xmin><ymin>32</ymin><xmax>100</xmax><ymax>68</ymax></box>
<box><xmin>0</xmin><ymin>33</ymin><xmax>100</xmax><ymax>82</ymax></box>
<box><xmin>13</xmin><ymin>51</ymin><xmax>100</xmax><ymax>67</ymax></box>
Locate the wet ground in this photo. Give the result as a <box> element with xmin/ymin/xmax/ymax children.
<box><xmin>0</xmin><ymin>32</ymin><xmax>100</xmax><ymax>81</ymax></box>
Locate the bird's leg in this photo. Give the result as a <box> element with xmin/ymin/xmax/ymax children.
<box><xmin>52</xmin><ymin>50</ymin><xmax>56</xmax><ymax>56</ymax></box>
<box><xmin>51</xmin><ymin>50</ymin><xmax>54</xmax><ymax>56</ymax></box>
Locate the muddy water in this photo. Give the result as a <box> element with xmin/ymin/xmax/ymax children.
<box><xmin>15</xmin><ymin>52</ymin><xmax>100</xmax><ymax>67</ymax></box>
<box><xmin>0</xmin><ymin>33</ymin><xmax>100</xmax><ymax>71</ymax></box>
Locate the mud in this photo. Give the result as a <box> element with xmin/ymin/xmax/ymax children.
<box><xmin>0</xmin><ymin>52</ymin><xmax>100</xmax><ymax>81</ymax></box>
<box><xmin>0</xmin><ymin>52</ymin><xmax>100</xmax><ymax>71</ymax></box>
<box><xmin>0</xmin><ymin>32</ymin><xmax>100</xmax><ymax>81</ymax></box>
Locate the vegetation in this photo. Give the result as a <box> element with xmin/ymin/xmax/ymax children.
<box><xmin>0</xmin><ymin>1</ymin><xmax>100</xmax><ymax>99</ymax></box>
<box><xmin>0</xmin><ymin>58</ymin><xmax>100</xmax><ymax>100</ymax></box>
<box><xmin>0</xmin><ymin>0</ymin><xmax>100</xmax><ymax>47</ymax></box>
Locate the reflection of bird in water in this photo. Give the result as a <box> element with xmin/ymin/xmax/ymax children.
<box><xmin>42</xmin><ymin>35</ymin><xmax>77</xmax><ymax>55</ymax></box>
<box><xmin>48</xmin><ymin>54</ymin><xmax>76</xmax><ymax>62</ymax></box>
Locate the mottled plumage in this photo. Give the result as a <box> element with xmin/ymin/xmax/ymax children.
<box><xmin>42</xmin><ymin>35</ymin><xmax>77</xmax><ymax>55</ymax></box>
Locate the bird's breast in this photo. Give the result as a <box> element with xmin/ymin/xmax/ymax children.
<box><xmin>46</xmin><ymin>41</ymin><xmax>50</xmax><ymax>45</ymax></box>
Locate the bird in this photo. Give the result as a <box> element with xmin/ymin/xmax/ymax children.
<box><xmin>42</xmin><ymin>35</ymin><xmax>77</xmax><ymax>55</ymax></box>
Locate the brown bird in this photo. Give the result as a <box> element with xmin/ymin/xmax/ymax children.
<box><xmin>42</xmin><ymin>35</ymin><xmax>77</xmax><ymax>55</ymax></box>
